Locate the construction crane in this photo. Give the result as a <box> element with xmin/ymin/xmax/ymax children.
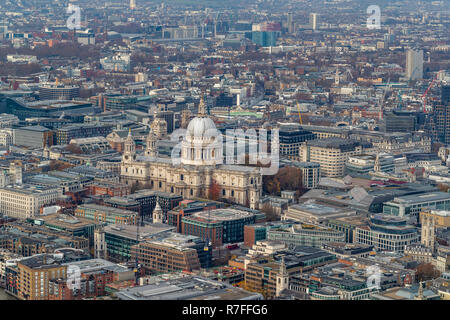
<box><xmin>335</xmin><ymin>67</ymin><xmax>340</xmax><ymax>86</ymax></box>
<box><xmin>345</xmin><ymin>68</ymin><xmax>354</xmax><ymax>81</ymax></box>
<box><xmin>396</xmin><ymin>90</ymin><xmax>404</xmax><ymax>110</ymax></box>
<box><xmin>296</xmin><ymin>101</ymin><xmax>303</xmax><ymax>125</ymax></box>
<box><xmin>201</xmin><ymin>21</ymin><xmax>206</xmax><ymax>39</ymax></box>
<box><xmin>134</xmin><ymin>210</ymin><xmax>142</xmax><ymax>286</ymax></box>
<box><xmin>214</xmin><ymin>12</ymin><xmax>220</xmax><ymax>38</ymax></box>
<box><xmin>422</xmin><ymin>70</ymin><xmax>444</xmax><ymax>112</ymax></box>
<box><xmin>378</xmin><ymin>78</ymin><xmax>391</xmax><ymax>120</ymax></box>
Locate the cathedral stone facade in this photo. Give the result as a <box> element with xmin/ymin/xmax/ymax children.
<box><xmin>120</xmin><ymin>98</ymin><xmax>262</xmax><ymax>210</ymax></box>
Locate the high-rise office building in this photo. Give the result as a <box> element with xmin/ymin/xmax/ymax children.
<box><xmin>287</xmin><ymin>13</ymin><xmax>294</xmax><ymax>33</ymax></box>
<box><xmin>251</xmin><ymin>31</ymin><xmax>278</xmax><ymax>47</ymax></box>
<box><xmin>299</xmin><ymin>138</ymin><xmax>371</xmax><ymax>177</ymax></box>
<box><xmin>309</xmin><ymin>13</ymin><xmax>318</xmax><ymax>30</ymax></box>
<box><xmin>181</xmin><ymin>208</ymin><xmax>259</xmax><ymax>248</ymax></box>
<box><xmin>427</xmin><ymin>86</ymin><xmax>450</xmax><ymax>143</ymax></box>
<box><xmin>155</xmin><ymin>102</ymin><xmax>175</xmax><ymax>134</ymax></box>
<box><xmin>432</xmin><ymin>103</ymin><xmax>450</xmax><ymax>144</ymax></box>
<box><xmin>279</xmin><ymin>124</ymin><xmax>316</xmax><ymax>158</ymax></box>
<box><xmin>130</xmin><ymin>0</ymin><xmax>136</xmax><ymax>10</ymax></box>
<box><xmin>354</xmin><ymin>215</ymin><xmax>419</xmax><ymax>253</ymax></box>
<box><xmin>442</xmin><ymin>85</ymin><xmax>450</xmax><ymax>106</ymax></box>
<box><xmin>406</xmin><ymin>49</ymin><xmax>423</xmax><ymax>80</ymax></box>
<box><xmin>383</xmin><ymin>110</ymin><xmax>418</xmax><ymax>132</ymax></box>
<box><xmin>38</xmin><ymin>83</ymin><xmax>80</xmax><ymax>100</ymax></box>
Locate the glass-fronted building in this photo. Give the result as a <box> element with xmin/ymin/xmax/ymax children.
<box><xmin>279</xmin><ymin>125</ymin><xmax>316</xmax><ymax>158</ymax></box>
<box><xmin>267</xmin><ymin>224</ymin><xmax>346</xmax><ymax>248</ymax></box>
<box><xmin>56</xmin><ymin>123</ymin><xmax>114</xmax><ymax>145</ymax></box>
<box><xmin>181</xmin><ymin>208</ymin><xmax>258</xmax><ymax>247</ymax></box>
<box><xmin>6</xmin><ymin>98</ymin><xmax>97</xmax><ymax>120</ymax></box>
<box><xmin>354</xmin><ymin>215</ymin><xmax>419</xmax><ymax>253</ymax></box>
<box><xmin>383</xmin><ymin>192</ymin><xmax>450</xmax><ymax>222</ymax></box>
<box><xmin>104</xmin><ymin>224</ymin><xmax>175</xmax><ymax>262</ymax></box>
<box><xmin>251</xmin><ymin>31</ymin><xmax>278</xmax><ymax>47</ymax></box>
<box><xmin>75</xmin><ymin>204</ymin><xmax>138</xmax><ymax>225</ymax></box>
<box><xmin>345</xmin><ymin>154</ymin><xmax>395</xmax><ymax>178</ymax></box>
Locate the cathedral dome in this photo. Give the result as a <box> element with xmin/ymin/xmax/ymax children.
<box><xmin>185</xmin><ymin>96</ymin><xmax>219</xmax><ymax>144</ymax></box>
<box><xmin>181</xmin><ymin>116</ymin><xmax>222</xmax><ymax>166</ymax></box>
<box><xmin>186</xmin><ymin>116</ymin><xmax>217</xmax><ymax>139</ymax></box>
<box><xmin>179</xmin><ymin>95</ymin><xmax>223</xmax><ymax>166</ymax></box>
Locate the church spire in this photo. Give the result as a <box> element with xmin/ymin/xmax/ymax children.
<box><xmin>153</xmin><ymin>202</ymin><xmax>163</xmax><ymax>224</ymax></box>
<box><xmin>417</xmin><ymin>281</ymin><xmax>425</xmax><ymax>300</ymax></box>
<box><xmin>146</xmin><ymin>129</ymin><xmax>158</xmax><ymax>157</ymax></box>
<box><xmin>125</xmin><ymin>128</ymin><xmax>134</xmax><ymax>142</ymax></box>
<box><xmin>374</xmin><ymin>153</ymin><xmax>381</xmax><ymax>172</ymax></box>
<box><xmin>124</xmin><ymin>128</ymin><xmax>135</xmax><ymax>156</ymax></box>
<box><xmin>276</xmin><ymin>255</ymin><xmax>289</xmax><ymax>297</ymax></box>
<box><xmin>280</xmin><ymin>255</ymin><xmax>287</xmax><ymax>276</ymax></box>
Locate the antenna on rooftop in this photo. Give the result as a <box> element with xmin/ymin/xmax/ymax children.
<box><xmin>204</xmin><ymin>207</ymin><xmax>211</xmax><ymax>252</ymax></box>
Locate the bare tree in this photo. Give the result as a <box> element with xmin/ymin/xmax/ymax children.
<box><xmin>261</xmin><ymin>202</ymin><xmax>279</xmax><ymax>222</ymax></box>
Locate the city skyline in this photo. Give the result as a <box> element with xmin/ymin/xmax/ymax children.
<box><xmin>0</xmin><ymin>0</ymin><xmax>448</xmax><ymax>309</ymax></box>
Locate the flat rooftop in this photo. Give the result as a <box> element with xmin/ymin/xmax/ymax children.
<box><xmin>0</xmin><ymin>183</ymin><xmax>60</xmax><ymax>195</ymax></box>
<box><xmin>104</xmin><ymin>223</ymin><xmax>175</xmax><ymax>241</ymax></box>
<box><xmin>323</xmin><ymin>242</ymin><xmax>373</xmax><ymax>251</ymax></box>
<box><xmin>374</xmin><ymin>285</ymin><xmax>439</xmax><ymax>300</ymax></box>
<box><xmin>18</xmin><ymin>254</ymin><xmax>62</xmax><ymax>270</ymax></box>
<box><xmin>15</xmin><ymin>98</ymin><xmax>91</xmax><ymax>110</ymax></box>
<box><xmin>390</xmin><ymin>192</ymin><xmax>450</xmax><ymax>205</ymax></box>
<box><xmin>39</xmin><ymin>214</ymin><xmax>98</xmax><ymax>230</ymax></box>
<box><xmin>62</xmin><ymin>258</ymin><xmax>116</xmax><ymax>273</ymax></box>
<box><xmin>15</xmin><ymin>125</ymin><xmax>51</xmax><ymax>132</ymax></box>
<box><xmin>330</xmin><ymin>215</ymin><xmax>368</xmax><ymax>226</ymax></box>
<box><xmin>77</xmin><ymin>204</ymin><xmax>137</xmax><ymax>217</ymax></box>
<box><xmin>189</xmin><ymin>208</ymin><xmax>255</xmax><ymax>222</ymax></box>
<box><xmin>159</xmin><ymin>233</ymin><xmax>202</xmax><ymax>247</ymax></box>
<box><xmin>116</xmin><ymin>276</ymin><xmax>262</xmax><ymax>300</ymax></box>
<box><xmin>429</xmin><ymin>210</ymin><xmax>450</xmax><ymax>217</ymax></box>
<box><xmin>289</xmin><ymin>203</ymin><xmax>349</xmax><ymax>215</ymax></box>
<box><xmin>245</xmin><ymin>220</ymin><xmax>296</xmax><ymax>230</ymax></box>
<box><xmin>126</xmin><ymin>190</ymin><xmax>182</xmax><ymax>200</ymax></box>
<box><xmin>306</xmin><ymin>137</ymin><xmax>360</xmax><ymax>149</ymax></box>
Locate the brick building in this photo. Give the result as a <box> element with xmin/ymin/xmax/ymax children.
<box><xmin>16</xmin><ymin>255</ymin><xmax>67</xmax><ymax>300</ymax></box>
<box><xmin>131</xmin><ymin>233</ymin><xmax>211</xmax><ymax>273</ymax></box>
<box><xmin>74</xmin><ymin>204</ymin><xmax>138</xmax><ymax>225</ymax></box>
<box><xmin>49</xmin><ymin>269</ymin><xmax>115</xmax><ymax>300</ymax></box>
<box><xmin>86</xmin><ymin>182</ymin><xmax>131</xmax><ymax>197</ymax></box>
